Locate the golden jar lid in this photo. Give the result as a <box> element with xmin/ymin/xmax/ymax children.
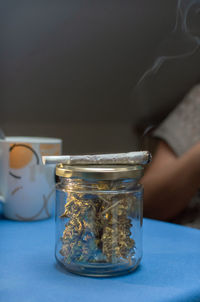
<box><xmin>56</xmin><ymin>164</ymin><xmax>144</xmax><ymax>180</ymax></box>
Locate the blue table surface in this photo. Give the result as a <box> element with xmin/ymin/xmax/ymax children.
<box><xmin>1</xmin><ymin>209</ymin><xmax>200</xmax><ymax>302</ymax></box>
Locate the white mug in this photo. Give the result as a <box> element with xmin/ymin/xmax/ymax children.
<box><xmin>0</xmin><ymin>136</ymin><xmax>62</xmax><ymax>221</ymax></box>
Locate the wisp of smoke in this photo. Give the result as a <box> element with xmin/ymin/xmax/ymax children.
<box><xmin>137</xmin><ymin>0</ymin><xmax>200</xmax><ymax>86</ymax></box>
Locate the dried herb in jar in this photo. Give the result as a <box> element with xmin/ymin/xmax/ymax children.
<box><xmin>60</xmin><ymin>179</ymin><xmax>136</xmax><ymax>264</ymax></box>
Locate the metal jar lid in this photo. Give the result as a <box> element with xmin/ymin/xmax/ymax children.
<box><xmin>56</xmin><ymin>164</ymin><xmax>144</xmax><ymax>180</ymax></box>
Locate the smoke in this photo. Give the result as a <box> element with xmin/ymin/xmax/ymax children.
<box><xmin>137</xmin><ymin>0</ymin><xmax>200</xmax><ymax>86</ymax></box>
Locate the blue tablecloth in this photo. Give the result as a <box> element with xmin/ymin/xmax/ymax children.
<box><xmin>1</xmin><ymin>213</ymin><xmax>200</xmax><ymax>302</ymax></box>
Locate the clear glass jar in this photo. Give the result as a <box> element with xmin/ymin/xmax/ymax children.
<box><xmin>55</xmin><ymin>164</ymin><xmax>144</xmax><ymax>277</ymax></box>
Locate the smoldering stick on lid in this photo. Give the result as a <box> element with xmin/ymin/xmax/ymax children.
<box><xmin>42</xmin><ymin>151</ymin><xmax>152</xmax><ymax>166</ymax></box>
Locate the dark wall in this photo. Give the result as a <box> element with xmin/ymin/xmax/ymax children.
<box><xmin>0</xmin><ymin>0</ymin><xmax>200</xmax><ymax>153</ymax></box>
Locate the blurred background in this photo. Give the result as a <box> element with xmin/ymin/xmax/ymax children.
<box><xmin>0</xmin><ymin>0</ymin><xmax>200</xmax><ymax>154</ymax></box>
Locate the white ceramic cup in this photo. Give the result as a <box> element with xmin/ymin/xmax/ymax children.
<box><xmin>0</xmin><ymin>137</ymin><xmax>62</xmax><ymax>221</ymax></box>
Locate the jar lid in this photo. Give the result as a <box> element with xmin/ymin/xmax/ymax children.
<box><xmin>56</xmin><ymin>164</ymin><xmax>144</xmax><ymax>180</ymax></box>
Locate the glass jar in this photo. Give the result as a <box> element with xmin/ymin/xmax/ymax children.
<box><xmin>55</xmin><ymin>164</ymin><xmax>144</xmax><ymax>277</ymax></box>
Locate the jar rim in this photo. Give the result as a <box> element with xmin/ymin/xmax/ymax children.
<box><xmin>56</xmin><ymin>164</ymin><xmax>144</xmax><ymax>180</ymax></box>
